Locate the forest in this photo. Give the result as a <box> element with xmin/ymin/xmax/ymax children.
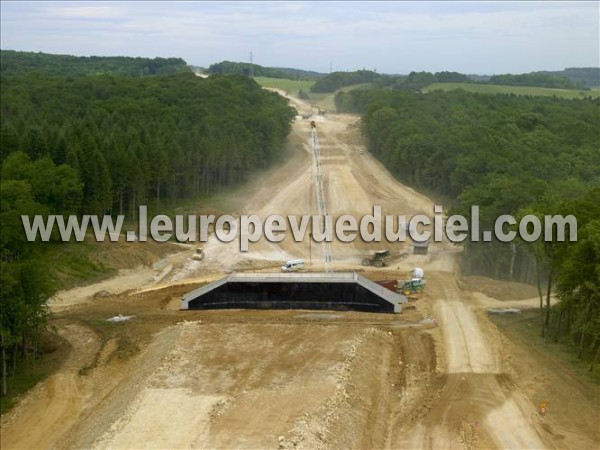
<box><xmin>207</xmin><ymin>60</ymin><xmax>324</xmax><ymax>80</ymax></box>
<box><xmin>0</xmin><ymin>50</ymin><xmax>189</xmax><ymax>77</ymax></box>
<box><xmin>523</xmin><ymin>67</ymin><xmax>600</xmax><ymax>88</ymax></box>
<box><xmin>310</xmin><ymin>70</ymin><xmax>380</xmax><ymax>93</ymax></box>
<box><xmin>0</xmin><ymin>62</ymin><xmax>296</xmax><ymax>395</ymax></box>
<box><xmin>311</xmin><ymin>70</ymin><xmax>472</xmax><ymax>93</ymax></box>
<box><xmin>385</xmin><ymin>71</ymin><xmax>470</xmax><ymax>91</ymax></box>
<box><xmin>489</xmin><ymin>72</ymin><xmax>582</xmax><ymax>89</ymax></box>
<box><xmin>336</xmin><ymin>88</ymin><xmax>600</xmax><ymax>363</ymax></box>
<box><xmin>309</xmin><ymin>68</ymin><xmax>598</xmax><ymax>94</ymax></box>
<box><xmin>1</xmin><ymin>72</ymin><xmax>295</xmax><ymax>216</ymax></box>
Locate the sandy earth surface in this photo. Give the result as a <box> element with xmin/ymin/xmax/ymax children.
<box><xmin>1</xmin><ymin>91</ymin><xmax>598</xmax><ymax>450</ymax></box>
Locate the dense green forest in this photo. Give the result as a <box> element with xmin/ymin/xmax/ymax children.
<box><xmin>0</xmin><ymin>60</ymin><xmax>296</xmax><ymax>396</ymax></box>
<box><xmin>468</xmin><ymin>68</ymin><xmax>599</xmax><ymax>88</ymax></box>
<box><xmin>311</xmin><ymin>70</ymin><xmax>472</xmax><ymax>93</ymax></box>
<box><xmin>389</xmin><ymin>71</ymin><xmax>470</xmax><ymax>91</ymax></box>
<box><xmin>207</xmin><ymin>60</ymin><xmax>324</xmax><ymax>80</ymax></box>
<box><xmin>489</xmin><ymin>72</ymin><xmax>583</xmax><ymax>89</ymax></box>
<box><xmin>393</xmin><ymin>71</ymin><xmax>591</xmax><ymax>92</ymax></box>
<box><xmin>1</xmin><ymin>73</ymin><xmax>295</xmax><ymax>216</ymax></box>
<box><xmin>530</xmin><ymin>68</ymin><xmax>600</xmax><ymax>88</ymax></box>
<box><xmin>310</xmin><ymin>70</ymin><xmax>380</xmax><ymax>93</ymax></box>
<box><xmin>0</xmin><ymin>50</ymin><xmax>189</xmax><ymax>77</ymax></box>
<box><xmin>336</xmin><ymin>88</ymin><xmax>600</xmax><ymax>362</ymax></box>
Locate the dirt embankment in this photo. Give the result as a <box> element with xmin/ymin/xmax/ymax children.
<box><xmin>1</xmin><ymin>323</ymin><xmax>101</xmax><ymax>450</ymax></box>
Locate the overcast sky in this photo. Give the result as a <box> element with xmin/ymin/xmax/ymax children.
<box><xmin>1</xmin><ymin>1</ymin><xmax>598</xmax><ymax>74</ymax></box>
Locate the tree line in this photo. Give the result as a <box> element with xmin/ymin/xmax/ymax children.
<box><xmin>314</xmin><ymin>68</ymin><xmax>598</xmax><ymax>94</ymax></box>
<box><xmin>0</xmin><ymin>50</ymin><xmax>189</xmax><ymax>77</ymax></box>
<box><xmin>310</xmin><ymin>70</ymin><xmax>380</xmax><ymax>93</ymax></box>
<box><xmin>207</xmin><ymin>60</ymin><xmax>324</xmax><ymax>80</ymax></box>
<box><xmin>311</xmin><ymin>70</ymin><xmax>471</xmax><ymax>93</ymax></box>
<box><xmin>336</xmin><ymin>88</ymin><xmax>600</xmax><ymax>366</ymax></box>
<box><xmin>542</xmin><ymin>68</ymin><xmax>599</xmax><ymax>88</ymax></box>
<box><xmin>489</xmin><ymin>73</ymin><xmax>583</xmax><ymax>90</ymax></box>
<box><xmin>1</xmin><ymin>69</ymin><xmax>296</xmax><ymax>396</ymax></box>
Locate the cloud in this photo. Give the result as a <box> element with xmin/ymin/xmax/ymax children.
<box><xmin>1</xmin><ymin>1</ymin><xmax>598</xmax><ymax>73</ymax></box>
<box><xmin>42</xmin><ymin>4</ymin><xmax>127</xmax><ymax>20</ymax></box>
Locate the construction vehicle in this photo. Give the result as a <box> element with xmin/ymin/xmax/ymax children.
<box><xmin>401</xmin><ymin>278</ymin><xmax>425</xmax><ymax>295</ymax></box>
<box><xmin>362</xmin><ymin>250</ymin><xmax>390</xmax><ymax>268</ymax></box>
<box><xmin>191</xmin><ymin>247</ymin><xmax>205</xmax><ymax>261</ymax></box>
<box><xmin>400</xmin><ymin>267</ymin><xmax>425</xmax><ymax>295</ymax></box>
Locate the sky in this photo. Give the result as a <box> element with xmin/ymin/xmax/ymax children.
<box><xmin>1</xmin><ymin>1</ymin><xmax>598</xmax><ymax>75</ymax></box>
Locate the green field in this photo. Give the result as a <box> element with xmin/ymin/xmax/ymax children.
<box><xmin>253</xmin><ymin>77</ymin><xmax>315</xmax><ymax>93</ymax></box>
<box><xmin>424</xmin><ymin>82</ymin><xmax>600</xmax><ymax>99</ymax></box>
<box><xmin>309</xmin><ymin>82</ymin><xmax>374</xmax><ymax>111</ymax></box>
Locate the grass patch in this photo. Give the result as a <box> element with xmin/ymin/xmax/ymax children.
<box><xmin>305</xmin><ymin>82</ymin><xmax>374</xmax><ymax>112</ymax></box>
<box><xmin>491</xmin><ymin>310</ymin><xmax>600</xmax><ymax>384</ymax></box>
<box><xmin>255</xmin><ymin>76</ymin><xmax>374</xmax><ymax>112</ymax></box>
<box><xmin>41</xmin><ymin>240</ymin><xmax>116</xmax><ymax>291</ymax></box>
<box><xmin>424</xmin><ymin>82</ymin><xmax>600</xmax><ymax>99</ymax></box>
<box><xmin>254</xmin><ymin>76</ymin><xmax>314</xmax><ymax>93</ymax></box>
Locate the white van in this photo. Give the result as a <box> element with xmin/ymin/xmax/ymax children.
<box><xmin>281</xmin><ymin>259</ymin><xmax>305</xmax><ymax>272</ymax></box>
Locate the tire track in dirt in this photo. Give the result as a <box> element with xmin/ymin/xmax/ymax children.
<box><xmin>392</xmin><ymin>272</ymin><xmax>547</xmax><ymax>449</ymax></box>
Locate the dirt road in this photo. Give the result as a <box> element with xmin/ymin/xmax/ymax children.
<box><xmin>2</xmin><ymin>92</ymin><xmax>598</xmax><ymax>450</ymax></box>
<box><xmin>408</xmin><ymin>272</ymin><xmax>544</xmax><ymax>449</ymax></box>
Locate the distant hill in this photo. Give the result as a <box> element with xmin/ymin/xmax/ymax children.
<box><xmin>310</xmin><ymin>70</ymin><xmax>380</xmax><ymax>93</ymax></box>
<box><xmin>0</xmin><ymin>50</ymin><xmax>190</xmax><ymax>77</ymax></box>
<box><xmin>423</xmin><ymin>82</ymin><xmax>600</xmax><ymax>99</ymax></box>
<box><xmin>207</xmin><ymin>61</ymin><xmax>325</xmax><ymax>80</ymax></box>
<box><xmin>469</xmin><ymin>68</ymin><xmax>599</xmax><ymax>89</ymax></box>
<box><xmin>532</xmin><ymin>68</ymin><xmax>600</xmax><ymax>88</ymax></box>
<box><xmin>275</xmin><ymin>66</ymin><xmax>327</xmax><ymax>80</ymax></box>
<box><xmin>309</xmin><ymin>70</ymin><xmax>473</xmax><ymax>94</ymax></box>
<box><xmin>489</xmin><ymin>72</ymin><xmax>582</xmax><ymax>89</ymax></box>
<box><xmin>467</xmin><ymin>74</ymin><xmax>491</xmax><ymax>82</ymax></box>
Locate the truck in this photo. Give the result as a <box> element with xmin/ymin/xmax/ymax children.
<box><xmin>362</xmin><ymin>250</ymin><xmax>390</xmax><ymax>268</ymax></box>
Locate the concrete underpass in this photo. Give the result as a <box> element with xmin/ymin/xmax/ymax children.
<box><xmin>180</xmin><ymin>272</ymin><xmax>407</xmax><ymax>313</ymax></box>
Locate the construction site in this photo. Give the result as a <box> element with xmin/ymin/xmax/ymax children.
<box><xmin>1</xmin><ymin>91</ymin><xmax>598</xmax><ymax>450</ymax></box>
